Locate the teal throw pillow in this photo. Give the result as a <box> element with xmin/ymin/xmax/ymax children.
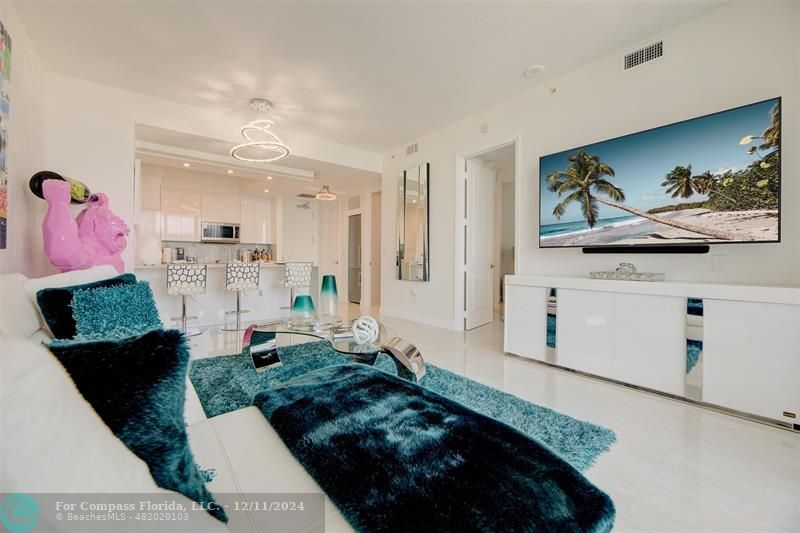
<box><xmin>72</xmin><ymin>281</ymin><xmax>162</xmax><ymax>339</ymax></box>
<box><xmin>35</xmin><ymin>273</ymin><xmax>136</xmax><ymax>339</ymax></box>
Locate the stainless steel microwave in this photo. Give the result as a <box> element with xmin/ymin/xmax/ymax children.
<box><xmin>201</xmin><ymin>222</ymin><xmax>240</xmax><ymax>243</ymax></box>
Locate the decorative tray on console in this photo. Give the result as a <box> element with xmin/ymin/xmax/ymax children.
<box><xmin>590</xmin><ymin>262</ymin><xmax>665</xmax><ymax>282</ymax></box>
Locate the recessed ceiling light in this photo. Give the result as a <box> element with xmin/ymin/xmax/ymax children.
<box><xmin>182</xmin><ymin>162</ymin><xmax>191</xmax><ymax>167</ymax></box>
<box><xmin>227</xmin><ymin>169</ymin><xmax>234</xmax><ymax>174</ymax></box>
<box><xmin>263</xmin><ymin>189</ymin><xmax>269</xmax><ymax>193</ymax></box>
<box><xmin>267</xmin><ymin>175</ymin><xmax>273</xmax><ymax>180</ymax></box>
<box><xmin>523</xmin><ymin>64</ymin><xmax>545</xmax><ymax>78</ymax></box>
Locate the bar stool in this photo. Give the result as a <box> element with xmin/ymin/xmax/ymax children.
<box><xmin>222</xmin><ymin>262</ymin><xmax>260</xmax><ymax>332</ymax></box>
<box><xmin>166</xmin><ymin>264</ymin><xmax>207</xmax><ymax>337</ymax></box>
<box><xmin>281</xmin><ymin>262</ymin><xmax>313</xmax><ymax>311</ymax></box>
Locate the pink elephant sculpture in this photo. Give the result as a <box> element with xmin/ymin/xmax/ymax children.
<box><xmin>42</xmin><ymin>179</ymin><xmax>130</xmax><ymax>273</ymax></box>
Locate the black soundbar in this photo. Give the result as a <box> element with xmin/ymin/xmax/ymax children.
<box><xmin>582</xmin><ymin>245</ymin><xmax>710</xmax><ymax>254</ymax></box>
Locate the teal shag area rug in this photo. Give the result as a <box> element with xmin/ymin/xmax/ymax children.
<box><xmin>190</xmin><ymin>341</ymin><xmax>616</xmax><ymax>470</ymax></box>
<box><xmin>256</xmin><ymin>364</ymin><xmax>615</xmax><ymax>532</ymax></box>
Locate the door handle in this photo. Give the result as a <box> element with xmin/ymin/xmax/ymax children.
<box><xmin>490</xmin><ymin>264</ymin><xmax>496</xmax><ymax>269</ymax></box>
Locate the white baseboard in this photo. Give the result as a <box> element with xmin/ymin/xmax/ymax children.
<box><xmin>379</xmin><ymin>306</ymin><xmax>459</xmax><ymax>331</ymax></box>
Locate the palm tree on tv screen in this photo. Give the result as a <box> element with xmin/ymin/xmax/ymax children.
<box><xmin>662</xmin><ymin>167</ymin><xmax>738</xmax><ymax>204</ymax></box>
<box><xmin>662</xmin><ymin>165</ymin><xmax>695</xmax><ymax>199</ymax></box>
<box><xmin>547</xmin><ymin>150</ymin><xmax>738</xmax><ymax>240</ymax></box>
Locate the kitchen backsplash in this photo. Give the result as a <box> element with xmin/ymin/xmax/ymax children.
<box><xmin>162</xmin><ymin>241</ymin><xmax>274</xmax><ymax>264</ymax></box>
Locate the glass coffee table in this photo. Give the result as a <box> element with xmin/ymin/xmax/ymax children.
<box><xmin>241</xmin><ymin>319</ymin><xmax>426</xmax><ymax>382</ymax></box>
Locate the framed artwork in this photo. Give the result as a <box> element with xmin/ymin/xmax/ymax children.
<box><xmin>0</xmin><ymin>20</ymin><xmax>10</xmax><ymax>249</ymax></box>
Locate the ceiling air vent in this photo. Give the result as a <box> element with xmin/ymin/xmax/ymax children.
<box><xmin>623</xmin><ymin>40</ymin><xmax>663</xmax><ymax>71</ymax></box>
<box><xmin>296</xmin><ymin>193</ymin><xmax>316</xmax><ymax>199</ymax></box>
<box><xmin>406</xmin><ymin>142</ymin><xmax>419</xmax><ymax>156</ymax></box>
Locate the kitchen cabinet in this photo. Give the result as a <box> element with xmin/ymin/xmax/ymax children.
<box><xmin>161</xmin><ymin>188</ymin><xmax>201</xmax><ymax>241</ymax></box>
<box><xmin>202</xmin><ymin>193</ymin><xmax>240</xmax><ymax>224</ymax></box>
<box><xmin>140</xmin><ymin>181</ymin><xmax>161</xmax><ymax>211</ymax></box>
<box><xmin>240</xmin><ymin>197</ymin><xmax>273</xmax><ymax>244</ymax></box>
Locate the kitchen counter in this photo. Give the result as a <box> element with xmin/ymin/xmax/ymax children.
<box><xmin>135</xmin><ymin>263</ymin><xmax>320</xmax><ymax>327</ymax></box>
<box><xmin>134</xmin><ymin>262</ymin><xmax>292</xmax><ymax>270</ymax></box>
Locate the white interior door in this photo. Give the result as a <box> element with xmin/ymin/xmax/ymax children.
<box><xmin>465</xmin><ymin>159</ymin><xmax>494</xmax><ymax>330</ymax></box>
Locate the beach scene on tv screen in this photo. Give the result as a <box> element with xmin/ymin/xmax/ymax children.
<box><xmin>539</xmin><ymin>98</ymin><xmax>780</xmax><ymax>247</ymax></box>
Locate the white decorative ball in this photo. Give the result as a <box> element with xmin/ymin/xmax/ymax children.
<box><xmin>352</xmin><ymin>316</ymin><xmax>379</xmax><ymax>345</ymax></box>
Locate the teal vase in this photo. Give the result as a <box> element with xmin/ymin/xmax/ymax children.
<box><xmin>320</xmin><ymin>275</ymin><xmax>339</xmax><ymax>322</ymax></box>
<box><xmin>291</xmin><ymin>294</ymin><xmax>316</xmax><ymax>326</ymax></box>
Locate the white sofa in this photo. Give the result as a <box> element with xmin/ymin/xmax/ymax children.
<box><xmin>0</xmin><ymin>266</ymin><xmax>350</xmax><ymax>532</ymax></box>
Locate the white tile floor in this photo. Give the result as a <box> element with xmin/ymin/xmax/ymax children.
<box><xmin>194</xmin><ymin>305</ymin><xmax>800</xmax><ymax>532</ymax></box>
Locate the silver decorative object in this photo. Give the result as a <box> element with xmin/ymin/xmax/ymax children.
<box><xmin>590</xmin><ymin>262</ymin><xmax>665</xmax><ymax>282</ymax></box>
<box><xmin>382</xmin><ymin>337</ymin><xmax>427</xmax><ymax>382</ymax></box>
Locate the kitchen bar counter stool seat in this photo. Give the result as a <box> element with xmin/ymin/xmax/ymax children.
<box><xmin>222</xmin><ymin>262</ymin><xmax>261</xmax><ymax>332</ymax></box>
<box><xmin>166</xmin><ymin>264</ymin><xmax>208</xmax><ymax>337</ymax></box>
<box><xmin>281</xmin><ymin>262</ymin><xmax>313</xmax><ymax>311</ymax></box>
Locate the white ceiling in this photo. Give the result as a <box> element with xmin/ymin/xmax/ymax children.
<box><xmin>16</xmin><ymin>0</ymin><xmax>726</xmax><ymax>153</ymax></box>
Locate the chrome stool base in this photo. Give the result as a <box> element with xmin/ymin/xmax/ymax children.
<box><xmin>182</xmin><ymin>326</ymin><xmax>207</xmax><ymax>337</ymax></box>
<box><xmin>221</xmin><ymin>308</ymin><xmax>251</xmax><ymax>331</ymax></box>
<box><xmin>171</xmin><ymin>296</ymin><xmax>207</xmax><ymax>337</ymax></box>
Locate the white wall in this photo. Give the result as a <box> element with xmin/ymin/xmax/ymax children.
<box><xmin>40</xmin><ymin>72</ymin><xmax>381</xmax><ymax>274</ymax></box>
<box><xmin>0</xmin><ymin>1</ymin><xmax>46</xmax><ymax>276</ymax></box>
<box><xmin>381</xmin><ymin>1</ymin><xmax>800</xmax><ymax>329</ymax></box>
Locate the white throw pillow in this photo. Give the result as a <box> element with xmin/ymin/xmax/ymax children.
<box><xmin>0</xmin><ymin>337</ymin><xmax>227</xmax><ymax>532</ymax></box>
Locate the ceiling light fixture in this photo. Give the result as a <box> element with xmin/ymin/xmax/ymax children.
<box><xmin>183</xmin><ymin>162</ymin><xmax>191</xmax><ymax>167</ymax></box>
<box><xmin>315</xmin><ymin>185</ymin><xmax>336</xmax><ymax>201</ymax></box>
<box><xmin>267</xmin><ymin>175</ymin><xmax>273</xmax><ymax>180</ymax></box>
<box><xmin>227</xmin><ymin>169</ymin><xmax>234</xmax><ymax>174</ymax></box>
<box><xmin>263</xmin><ymin>189</ymin><xmax>270</xmax><ymax>193</ymax></box>
<box><xmin>230</xmin><ymin>98</ymin><xmax>291</xmax><ymax>163</ymax></box>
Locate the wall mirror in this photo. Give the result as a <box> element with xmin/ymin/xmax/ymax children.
<box><xmin>396</xmin><ymin>163</ymin><xmax>430</xmax><ymax>281</ymax></box>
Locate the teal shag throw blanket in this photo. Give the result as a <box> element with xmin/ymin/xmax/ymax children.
<box><xmin>49</xmin><ymin>329</ymin><xmax>227</xmax><ymax>523</ymax></box>
<box><xmin>190</xmin><ymin>341</ymin><xmax>615</xmax><ymax>470</ymax></box>
<box><xmin>256</xmin><ymin>364</ymin><xmax>616</xmax><ymax>532</ymax></box>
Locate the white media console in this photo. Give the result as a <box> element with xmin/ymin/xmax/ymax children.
<box><xmin>504</xmin><ymin>275</ymin><xmax>800</xmax><ymax>428</ymax></box>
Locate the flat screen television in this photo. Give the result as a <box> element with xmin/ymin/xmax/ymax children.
<box><xmin>539</xmin><ymin>97</ymin><xmax>781</xmax><ymax>249</ymax></box>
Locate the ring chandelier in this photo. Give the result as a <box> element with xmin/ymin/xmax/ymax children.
<box><xmin>230</xmin><ymin>99</ymin><xmax>291</xmax><ymax>163</ymax></box>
